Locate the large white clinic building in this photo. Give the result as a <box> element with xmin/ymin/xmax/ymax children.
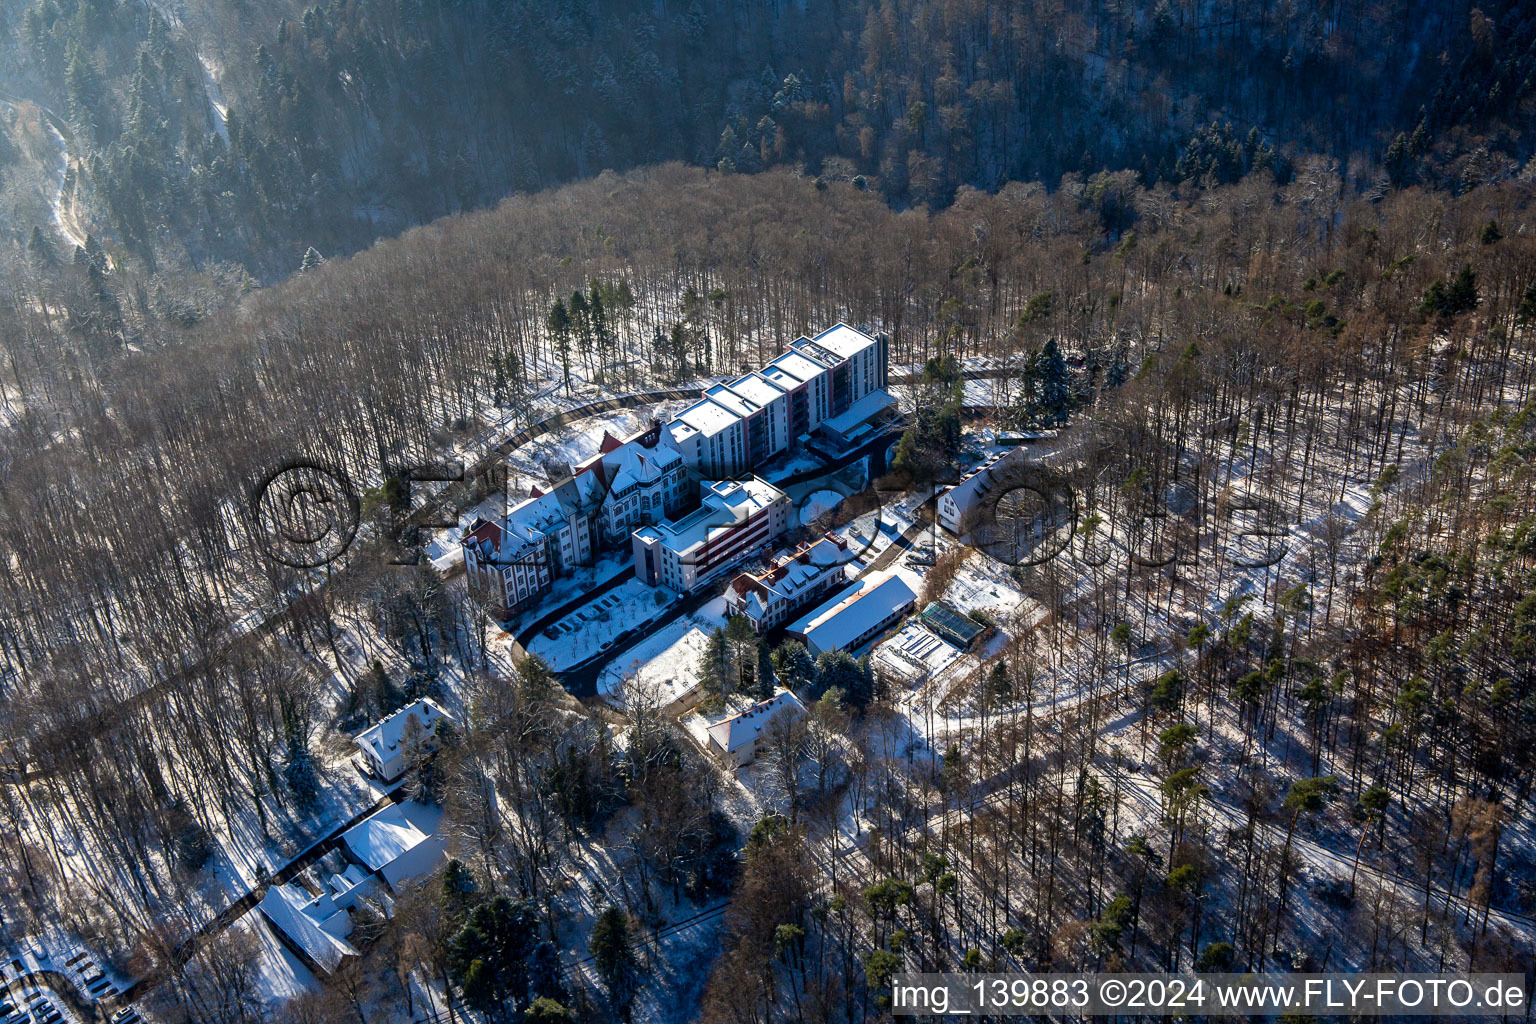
<box><xmin>665</xmin><ymin>324</ymin><xmax>891</xmax><ymax>477</ymax></box>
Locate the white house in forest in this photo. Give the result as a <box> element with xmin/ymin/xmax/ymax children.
<box><xmin>341</xmin><ymin>801</ymin><xmax>446</xmax><ymax>890</ymax></box>
<box><xmin>937</xmin><ymin>446</ymin><xmax>1031</xmax><ymax>535</ymax></box>
<box><xmin>705</xmin><ymin>689</ymin><xmax>808</xmax><ymax>767</ymax></box>
<box><xmin>258</xmin><ymin>882</ymin><xmax>361</xmax><ymax>975</ymax></box>
<box><xmin>354</xmin><ymin>698</ymin><xmax>454</xmax><ymax>783</ymax></box>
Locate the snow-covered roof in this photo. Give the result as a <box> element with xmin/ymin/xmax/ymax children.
<box><xmin>808</xmin><ymin>323</ymin><xmax>880</xmax><ymax>361</ymax></box>
<box><xmin>706</xmin><ymin>690</ymin><xmax>807</xmax><ymax>753</ymax></box>
<box><xmin>465</xmin><ymin>509</ymin><xmax>546</xmax><ymax>561</ymax></box>
<box><xmin>726</xmin><ymin>373</ymin><xmax>789</xmax><ymax>407</ymax></box>
<box><xmin>767</xmin><ymin>350</ymin><xmax>831</xmax><ymax>383</ymax></box>
<box><xmin>790</xmin><ymin>336</ymin><xmax>852</xmax><ymax>368</ymax></box>
<box><xmin>354</xmin><ymin>698</ymin><xmax>452</xmax><ymax>768</ymax></box>
<box><xmin>342</xmin><ymin>802</ymin><xmax>432</xmax><ymax>872</ymax></box>
<box><xmin>636</xmin><ymin>477</ymin><xmax>786</xmax><ymax>555</ymax></box>
<box><xmin>805</xmin><ymin>536</ymin><xmax>848</xmax><ymax>566</ymax></box>
<box><xmin>728</xmin><ymin>536</ymin><xmax>849</xmax><ymax>615</ymax></box>
<box><xmin>668</xmin><ymin>397</ymin><xmax>742</xmax><ymax>442</ymax></box>
<box><xmin>606</xmin><ymin>438</ymin><xmax>682</xmax><ymax>495</ymax></box>
<box><xmin>703</xmin><ymin>384</ymin><xmax>758</xmax><ymax>417</ymax></box>
<box><xmin>327</xmin><ymin>863</ymin><xmax>375</xmax><ymax>903</ymax></box>
<box><xmin>787</xmin><ymin>572</ymin><xmax>917</xmax><ymax>653</ymax></box>
<box><xmin>943</xmin><ymin>446</ymin><xmax>1029</xmax><ymax>512</ymax></box>
<box><xmin>821</xmin><ymin>388</ymin><xmax>895</xmax><ymax>435</ymax></box>
<box><xmin>258</xmin><ymin>883</ymin><xmax>359</xmax><ymax>973</ymax></box>
<box><xmin>547</xmin><ymin>470</ymin><xmax>604</xmax><ymax>513</ymax></box>
<box><xmin>659</xmin><ymin>326</ymin><xmax>879</xmax><ymax>447</ymax></box>
<box><xmin>759</xmin><ymin>364</ymin><xmax>808</xmax><ymax>389</ymax></box>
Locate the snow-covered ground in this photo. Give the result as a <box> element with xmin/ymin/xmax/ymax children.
<box><xmin>246</xmin><ymin>915</ymin><xmax>319</xmax><ymax>1005</ymax></box>
<box><xmin>526</xmin><ymin>578</ymin><xmax>680</xmax><ymax>669</ymax></box>
<box><xmin>942</xmin><ymin>548</ymin><xmax>1032</xmax><ymax>617</ymax></box>
<box><xmin>797</xmin><ymin>488</ymin><xmax>844</xmax><ymax>526</ymax></box>
<box><xmin>598</xmin><ymin>619</ymin><xmax>710</xmax><ymax>706</ymax></box>
<box><xmin>762</xmin><ymin>450</ymin><xmax>828</xmax><ymax>483</ymax></box>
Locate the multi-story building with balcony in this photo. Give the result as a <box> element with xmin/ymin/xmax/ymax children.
<box><xmin>665</xmin><ymin>323</ymin><xmax>892</xmax><ymax>477</ymax></box>
<box><xmin>631</xmin><ymin>477</ymin><xmax>791</xmax><ymax>592</ymax></box>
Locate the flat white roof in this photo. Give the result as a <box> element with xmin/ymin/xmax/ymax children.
<box><xmin>768</xmin><ymin>350</ymin><xmax>830</xmax><ymax>382</ymax></box>
<box><xmin>727</xmin><ymin>373</ymin><xmax>789</xmax><ymax>407</ymax></box>
<box><xmin>671</xmin><ymin>397</ymin><xmax>741</xmax><ymax>439</ymax></box>
<box><xmin>787</xmin><ymin>572</ymin><xmax>917</xmax><ymax>653</ymax></box>
<box><xmin>703</xmin><ymin>385</ymin><xmax>759</xmax><ymax>417</ymax></box>
<box><xmin>637</xmin><ymin>477</ymin><xmax>785</xmax><ymax>554</ymax></box>
<box><xmin>811</xmin><ymin>323</ymin><xmax>879</xmax><ymax>361</ymax></box>
<box><xmin>759</xmin><ymin>365</ymin><xmax>805</xmax><ymax>389</ymax></box>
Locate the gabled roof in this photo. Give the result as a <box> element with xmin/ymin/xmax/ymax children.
<box><xmin>707</xmin><ymin>690</ymin><xmax>807</xmax><ymax>753</ymax></box>
<box><xmin>342</xmin><ymin>802</ymin><xmax>432</xmax><ymax>872</ymax></box>
<box><xmin>787</xmin><ymin>572</ymin><xmax>917</xmax><ymax>653</ymax></box>
<box><xmin>729</xmin><ymin>535</ymin><xmax>849</xmax><ymax>606</ymax></box>
<box><xmin>258</xmin><ymin>883</ymin><xmax>359</xmax><ymax>973</ymax></box>
<box><xmin>354</xmin><ymin>698</ymin><xmax>452</xmax><ymax>767</ymax></box>
<box><xmin>943</xmin><ymin>446</ymin><xmax>1028</xmax><ymax>511</ymax></box>
<box><xmin>605</xmin><ymin>437</ymin><xmax>683</xmax><ymax>496</ymax></box>
<box><xmin>464</xmin><ymin>516</ymin><xmax>542</xmax><ymax>561</ymax></box>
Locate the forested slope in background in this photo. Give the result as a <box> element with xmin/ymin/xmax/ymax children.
<box><xmin>3</xmin><ymin>0</ymin><xmax>1536</xmax><ymax>289</ymax></box>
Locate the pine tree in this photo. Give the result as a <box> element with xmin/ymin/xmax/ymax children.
<box><xmin>441</xmin><ymin>858</ymin><xmax>480</xmax><ymax>927</ymax></box>
<box><xmin>699</xmin><ymin>626</ymin><xmax>731</xmax><ymax>697</ymax></box>
<box><xmin>27</xmin><ymin>226</ymin><xmax>54</xmax><ymax>266</ymax></box>
<box><xmin>449</xmin><ymin>896</ymin><xmax>537</xmax><ymax>1014</ymax></box>
<box><xmin>588</xmin><ymin>907</ymin><xmax>638</xmax><ymax>1008</ymax></box>
<box><xmin>1420</xmin><ymin>264</ymin><xmax>1479</xmax><ymax>318</ymax></box>
<box><xmin>547</xmin><ymin>298</ymin><xmax>573</xmax><ymax>394</ymax></box>
<box><xmin>525</xmin><ymin>998</ymin><xmax>576</xmax><ymax>1024</ymax></box>
<box><xmin>1019</xmin><ymin>337</ymin><xmax>1072</xmax><ymax>427</ymax></box>
<box><xmin>569</xmin><ymin>290</ymin><xmax>592</xmax><ymax>368</ymax></box>
<box><xmin>283</xmin><ymin>737</ymin><xmax>319</xmax><ymax>811</ymax></box>
<box><xmin>814</xmin><ymin>649</ymin><xmax>873</xmax><ymax>705</ymax></box>
<box><xmin>772</xmin><ymin>640</ymin><xmax>816</xmax><ymax>694</ymax></box>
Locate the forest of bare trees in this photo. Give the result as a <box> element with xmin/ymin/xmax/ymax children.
<box><xmin>1</xmin><ymin>154</ymin><xmax>1536</xmax><ymax>1018</ymax></box>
